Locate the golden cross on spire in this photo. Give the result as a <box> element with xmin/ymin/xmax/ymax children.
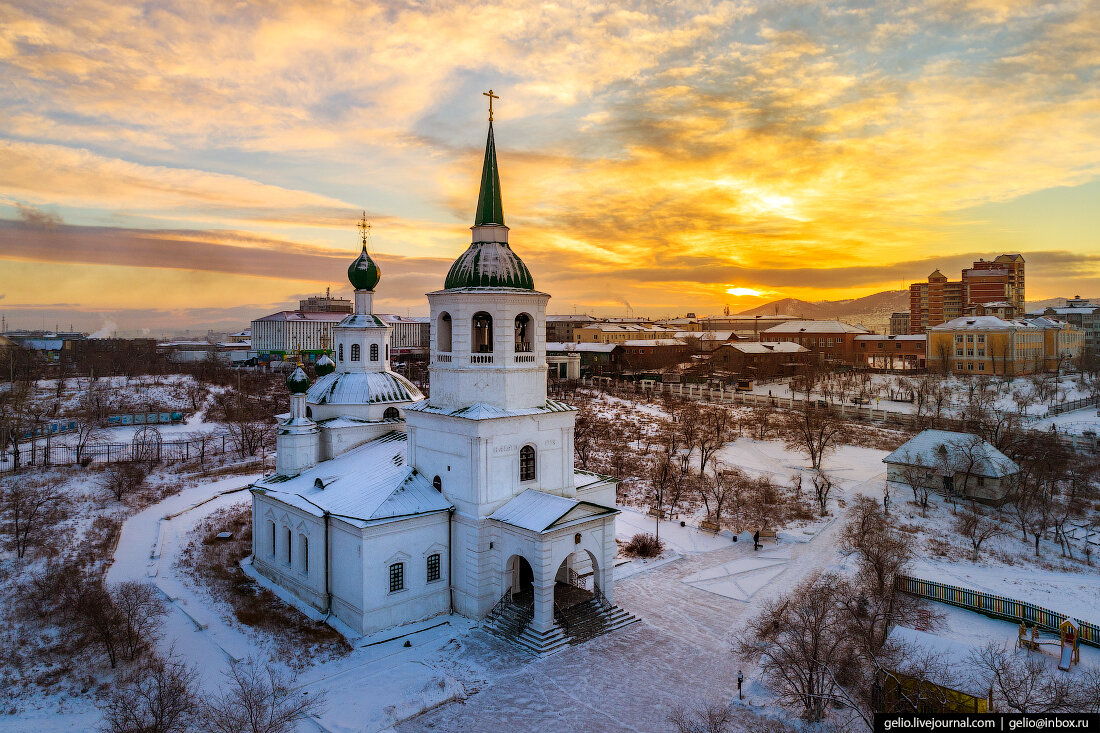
<box><xmin>483</xmin><ymin>88</ymin><xmax>499</xmax><ymax>122</ymax></box>
<box><xmin>358</xmin><ymin>211</ymin><xmax>371</xmax><ymax>250</ymax></box>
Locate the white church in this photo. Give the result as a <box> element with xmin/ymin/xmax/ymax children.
<box><xmin>250</xmin><ymin>114</ymin><xmax>637</xmax><ymax>653</ymax></box>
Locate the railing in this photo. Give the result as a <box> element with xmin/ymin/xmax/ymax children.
<box><xmin>436</xmin><ymin>353</ymin><xmax>452</xmax><ymax>363</ymax></box>
<box><xmin>470</xmin><ymin>354</ymin><xmax>494</xmax><ymax>364</ymax></box>
<box><xmin>487</xmin><ymin>586</ymin><xmax>513</xmax><ymax>620</ymax></box>
<box><xmin>896</xmin><ymin>575</ymin><xmax>1099</xmax><ymax>648</ymax></box>
<box><xmin>514</xmin><ymin>355</ymin><xmax>535</xmax><ymax>363</ymax></box>
<box><xmin>515</xmin><ymin>342</ymin><xmax>532</xmax><ymax>352</ymax></box>
<box><xmin>1</xmin><ymin>434</ymin><xmax>233</xmax><ymax>473</ymax></box>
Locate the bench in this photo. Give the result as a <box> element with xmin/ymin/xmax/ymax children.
<box><xmin>699</xmin><ymin>520</ymin><xmax>721</xmax><ymax>533</ymax></box>
<box><xmin>758</xmin><ymin>528</ymin><xmax>778</xmax><ymax>544</ymax></box>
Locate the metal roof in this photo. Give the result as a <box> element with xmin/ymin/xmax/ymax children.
<box><xmin>762</xmin><ymin>320</ymin><xmax>870</xmax><ymax>334</ymax></box>
<box><xmin>253</xmin><ymin>431</ymin><xmax>452</xmax><ymax>526</ymax></box>
<box><xmin>488</xmin><ymin>489</ymin><xmax>617</xmax><ymax>533</ymax></box>
<box><xmin>253</xmin><ymin>311</ymin><xmax>346</xmax><ymax>323</ymax></box>
<box><xmin>721</xmin><ymin>342</ymin><xmax>809</xmax><ymax>353</ymax></box>
<box><xmin>307</xmin><ymin>371</ymin><xmax>424</xmax><ymax>406</ymax></box>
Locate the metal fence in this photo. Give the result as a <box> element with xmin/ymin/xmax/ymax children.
<box><xmin>896</xmin><ymin>575</ymin><xmax>1099</xmax><ymax>648</ymax></box>
<box><xmin>1046</xmin><ymin>395</ymin><xmax>1099</xmax><ymax>416</ymax></box>
<box><xmin>1</xmin><ymin>434</ymin><xmax>232</xmax><ymax>473</ymax></box>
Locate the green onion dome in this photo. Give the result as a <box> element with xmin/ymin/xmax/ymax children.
<box><xmin>444</xmin><ymin>241</ymin><xmax>533</xmax><ymax>290</ymax></box>
<box><xmin>314</xmin><ymin>354</ymin><xmax>335</xmax><ymax>377</ymax></box>
<box><xmin>348</xmin><ymin>245</ymin><xmax>380</xmax><ymax>291</ymax></box>
<box><xmin>286</xmin><ymin>366</ymin><xmax>311</xmax><ymax>394</ymax></box>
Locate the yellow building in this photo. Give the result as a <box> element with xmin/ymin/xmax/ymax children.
<box><xmin>572</xmin><ymin>323</ymin><xmax>678</xmax><ymax>344</ymax></box>
<box><xmin>928</xmin><ymin>315</ymin><xmax>1083</xmax><ymax>376</ymax></box>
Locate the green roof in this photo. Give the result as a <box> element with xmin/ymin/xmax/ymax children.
<box><xmin>444</xmin><ymin>242</ymin><xmax>533</xmax><ymax>290</ymax></box>
<box><xmin>474</xmin><ymin>122</ymin><xmax>504</xmax><ymax>226</ymax></box>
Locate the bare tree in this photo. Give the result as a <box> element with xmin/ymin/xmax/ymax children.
<box><xmin>737</xmin><ymin>573</ymin><xmax>855</xmax><ymax>723</ymax></box>
<box><xmin>954</xmin><ymin>509</ymin><xmax>1003</xmax><ymax>561</ymax></box>
<box><xmin>101</xmin><ymin>462</ymin><xmax>151</xmax><ymax>504</ymax></box>
<box><xmin>695</xmin><ymin>406</ymin><xmax>736</xmax><ymax>474</ymax></box>
<box><xmin>783</xmin><ymin>403</ymin><xmax>842</xmax><ymax>470</ymax></box>
<box><xmin>668</xmin><ymin>702</ymin><xmax>735</xmax><ymax>733</ymax></box>
<box><xmin>970</xmin><ymin>643</ymin><xmax>1096</xmax><ymax>713</ymax></box>
<box><xmin>0</xmin><ymin>476</ymin><xmax>68</xmax><ymax>558</ymax></box>
<box><xmin>111</xmin><ymin>581</ymin><xmax>169</xmax><ymax>662</ymax></box>
<box><xmin>197</xmin><ymin>661</ymin><xmax>327</xmax><ymax>733</ymax></box>
<box><xmin>698</xmin><ymin>462</ymin><xmax>739</xmax><ymax>528</ymax></box>
<box><xmin>99</xmin><ymin>653</ymin><xmax>198</xmax><ymax>733</ymax></box>
<box><xmin>811</xmin><ymin>471</ymin><xmax>833</xmax><ymax>517</ymax></box>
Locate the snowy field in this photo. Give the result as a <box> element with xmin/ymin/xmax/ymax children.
<box><xmin>2</xmin><ymin>401</ymin><xmax>1096</xmax><ymax>730</ymax></box>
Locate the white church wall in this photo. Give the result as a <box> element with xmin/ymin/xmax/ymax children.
<box><xmin>329</xmin><ymin>520</ymin><xmax>366</xmax><ymax>632</ymax></box>
<box><xmin>407</xmin><ymin>410</ymin><xmax>577</xmax><ymax>519</ymax></box>
<box><xmin>319</xmin><ymin>421</ymin><xmax>397</xmax><ymax>460</ymax></box>
<box><xmin>359</xmin><ymin>512</ymin><xmax>451</xmax><ymax>635</ymax></box>
<box><xmin>448</xmin><ymin>513</ymin><xmax>496</xmax><ymax>618</ymax></box>
<box><xmin>251</xmin><ymin>493</ymin><xmax>327</xmax><ymax>611</ymax></box>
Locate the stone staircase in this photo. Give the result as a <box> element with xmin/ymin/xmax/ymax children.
<box><xmin>482</xmin><ymin>589</ymin><xmax>639</xmax><ymax>655</ymax></box>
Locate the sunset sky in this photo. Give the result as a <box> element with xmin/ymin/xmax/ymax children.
<box><xmin>1</xmin><ymin>0</ymin><xmax>1099</xmax><ymax>334</ymax></box>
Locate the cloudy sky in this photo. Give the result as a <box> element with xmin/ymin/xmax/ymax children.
<box><xmin>1</xmin><ymin>0</ymin><xmax>1099</xmax><ymax>333</ymax></box>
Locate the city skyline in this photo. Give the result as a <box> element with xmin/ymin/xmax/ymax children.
<box><xmin>2</xmin><ymin>0</ymin><xmax>1099</xmax><ymax>332</ymax></box>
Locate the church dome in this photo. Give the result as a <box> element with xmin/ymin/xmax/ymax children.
<box><xmin>444</xmin><ymin>241</ymin><xmax>534</xmax><ymax>290</ymax></box>
<box><xmin>314</xmin><ymin>354</ymin><xmax>335</xmax><ymax>376</ymax></box>
<box><xmin>306</xmin><ymin>371</ymin><xmax>424</xmax><ymax>407</ymax></box>
<box><xmin>348</xmin><ymin>246</ymin><xmax>380</xmax><ymax>291</ymax></box>
<box><xmin>286</xmin><ymin>366</ymin><xmax>311</xmax><ymax>394</ymax></box>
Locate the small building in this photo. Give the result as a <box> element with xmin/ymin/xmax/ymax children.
<box><xmin>546</xmin><ymin>315</ymin><xmax>597</xmax><ymax>343</ymax></box>
<box><xmin>883</xmin><ymin>429</ymin><xmax>1019</xmax><ymax>506</ymax></box>
<box><xmin>760</xmin><ymin>320</ymin><xmax>871</xmax><ymax>365</ymax></box>
<box><xmin>618</xmin><ymin>339</ymin><xmax>691</xmax><ymax>371</ymax></box>
<box><xmin>854</xmin><ymin>334</ymin><xmax>926</xmax><ymax>370</ymax></box>
<box><xmin>1030</xmin><ymin>296</ymin><xmax>1100</xmax><ymax>356</ymax></box>
<box><xmin>546</xmin><ymin>342</ymin><xmax>619</xmax><ymax>376</ymax></box>
<box><xmin>709</xmin><ymin>342</ymin><xmax>813</xmax><ymax>379</ymax></box>
<box><xmin>572</xmin><ymin>323</ymin><xmax>677</xmax><ymax>344</ymax></box>
<box><xmin>672</xmin><ymin>331</ymin><xmax>739</xmax><ymax>352</ymax></box>
<box><xmin>889</xmin><ymin>312</ymin><xmax>911</xmax><ymax>336</ymax></box>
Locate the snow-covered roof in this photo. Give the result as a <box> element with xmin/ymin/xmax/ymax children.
<box><xmin>546</xmin><ymin>342</ymin><xmax>619</xmax><ymax>353</ymax></box>
<box><xmin>334</xmin><ymin>314</ymin><xmax>389</xmax><ymax>329</ymax></box>
<box><xmin>253</xmin><ymin>311</ymin><xmax>347</xmax><ymax>323</ymax></box>
<box><xmin>621</xmin><ymin>339</ymin><xmax>687</xmax><ymax>347</ymax></box>
<box><xmin>405</xmin><ymin>399</ymin><xmax>576</xmax><ymax>420</ymax></box>
<box><xmin>1031</xmin><ymin>307</ymin><xmax>1100</xmax><ymax>315</ymax></box>
<box><xmin>883</xmin><ymin>429</ymin><xmax>1018</xmax><ymax>477</ymax></box>
<box><xmin>854</xmin><ymin>334</ymin><xmax>926</xmax><ymax>341</ymax></box>
<box><xmin>579</xmin><ymin>324</ymin><xmax>673</xmax><ymax>333</ymax></box>
<box><xmin>672</xmin><ymin>331</ymin><xmax>736</xmax><ymax>340</ymax></box>
<box><xmin>307</xmin><ymin>371</ymin><xmax>424</xmax><ymax>406</ymax></box>
<box><xmin>720</xmin><ymin>342</ymin><xmax>808</xmax><ymax>353</ymax></box>
<box><xmin>488</xmin><ymin>489</ymin><xmax>617</xmax><ymax>533</ymax></box>
<box><xmin>547</xmin><ymin>314</ymin><xmax>596</xmax><ymax>322</ymax></box>
<box><xmin>253</xmin><ymin>432</ymin><xmax>451</xmax><ymax>526</ymax></box>
<box><xmin>931</xmin><ymin>315</ymin><xmax>1037</xmax><ymax>331</ymax></box>
<box><xmin>761</xmin><ymin>320</ymin><xmax>870</xmax><ymax>334</ymax></box>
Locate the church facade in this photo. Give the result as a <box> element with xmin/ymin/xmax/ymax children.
<box><xmin>250</xmin><ymin>117</ymin><xmax>635</xmax><ymax>651</ymax></box>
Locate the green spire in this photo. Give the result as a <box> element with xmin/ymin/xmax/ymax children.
<box><xmin>474</xmin><ymin>122</ymin><xmax>504</xmax><ymax>227</ymax></box>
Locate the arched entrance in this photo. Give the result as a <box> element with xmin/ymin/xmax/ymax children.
<box><xmin>506</xmin><ymin>554</ymin><xmax>534</xmax><ymax>602</ymax></box>
<box><xmin>554</xmin><ymin>549</ymin><xmax>599</xmax><ymax>612</ymax></box>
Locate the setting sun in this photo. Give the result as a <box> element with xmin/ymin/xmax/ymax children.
<box><xmin>725</xmin><ymin>287</ymin><xmax>771</xmax><ymax>297</ymax></box>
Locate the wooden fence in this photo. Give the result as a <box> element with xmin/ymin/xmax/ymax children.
<box><xmin>896</xmin><ymin>575</ymin><xmax>1099</xmax><ymax>648</ymax></box>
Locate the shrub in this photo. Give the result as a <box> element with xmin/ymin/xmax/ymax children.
<box><xmin>623</xmin><ymin>533</ymin><xmax>664</xmax><ymax>558</ymax></box>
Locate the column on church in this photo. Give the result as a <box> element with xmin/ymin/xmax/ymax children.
<box><xmin>531</xmin><ymin>579</ymin><xmax>556</xmax><ymax>633</ymax></box>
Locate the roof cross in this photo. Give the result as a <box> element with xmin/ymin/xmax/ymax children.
<box><xmin>358</xmin><ymin>211</ymin><xmax>371</xmax><ymax>250</ymax></box>
<box><xmin>482</xmin><ymin>89</ymin><xmax>499</xmax><ymax>122</ymax></box>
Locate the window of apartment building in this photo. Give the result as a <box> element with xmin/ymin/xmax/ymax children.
<box><xmin>966</xmin><ymin>335</ymin><xmax>974</xmax><ymax>343</ymax></box>
<box><xmin>977</xmin><ymin>335</ymin><xmax>985</xmax><ymax>343</ymax></box>
<box><xmin>955</xmin><ymin>335</ymin><xmax>964</xmax><ymax>343</ymax></box>
<box><xmin>967</xmin><ymin>363</ymin><xmax>974</xmax><ymax>370</ymax></box>
<box><xmin>967</xmin><ymin>349</ymin><xmax>974</xmax><ymax>356</ymax></box>
<box><xmin>956</xmin><ymin>349</ymin><xmax>963</xmax><ymax>356</ymax></box>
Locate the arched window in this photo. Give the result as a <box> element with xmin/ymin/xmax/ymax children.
<box><xmin>306</xmin><ymin>406</ymin><xmax>312</xmax><ymax>419</ymax></box>
<box><xmin>515</xmin><ymin>313</ymin><xmax>532</xmax><ymax>352</ymax></box>
<box><xmin>520</xmin><ymin>445</ymin><xmax>536</xmax><ymax>482</ymax></box>
<box><xmin>473</xmin><ymin>312</ymin><xmax>493</xmax><ymax>353</ymax></box>
<box><xmin>284</xmin><ymin>527</ymin><xmax>292</xmax><ymax>564</ymax></box>
<box><xmin>432</xmin><ymin>475</ymin><xmax>442</xmax><ymax>492</ymax></box>
<box><xmin>299</xmin><ymin>534</ymin><xmax>309</xmax><ymax>573</ymax></box>
<box><xmin>438</xmin><ymin>312</ymin><xmax>452</xmax><ymax>352</ymax></box>
<box><xmin>268</xmin><ymin>521</ymin><xmax>276</xmax><ymax>556</ymax></box>
<box><xmin>338</xmin><ymin>344</ymin><xmax>344</xmax><ymax>361</ymax></box>
<box><xmin>370</xmin><ymin>343</ymin><xmax>379</xmax><ymax>361</ymax></box>
<box><xmin>350</xmin><ymin>343</ymin><xmax>361</xmax><ymax>361</ymax></box>
<box><xmin>383</xmin><ymin>406</ymin><xmax>400</xmax><ymax>420</ymax></box>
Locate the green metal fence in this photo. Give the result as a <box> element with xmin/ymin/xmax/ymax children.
<box><xmin>896</xmin><ymin>575</ymin><xmax>1099</xmax><ymax>648</ymax></box>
